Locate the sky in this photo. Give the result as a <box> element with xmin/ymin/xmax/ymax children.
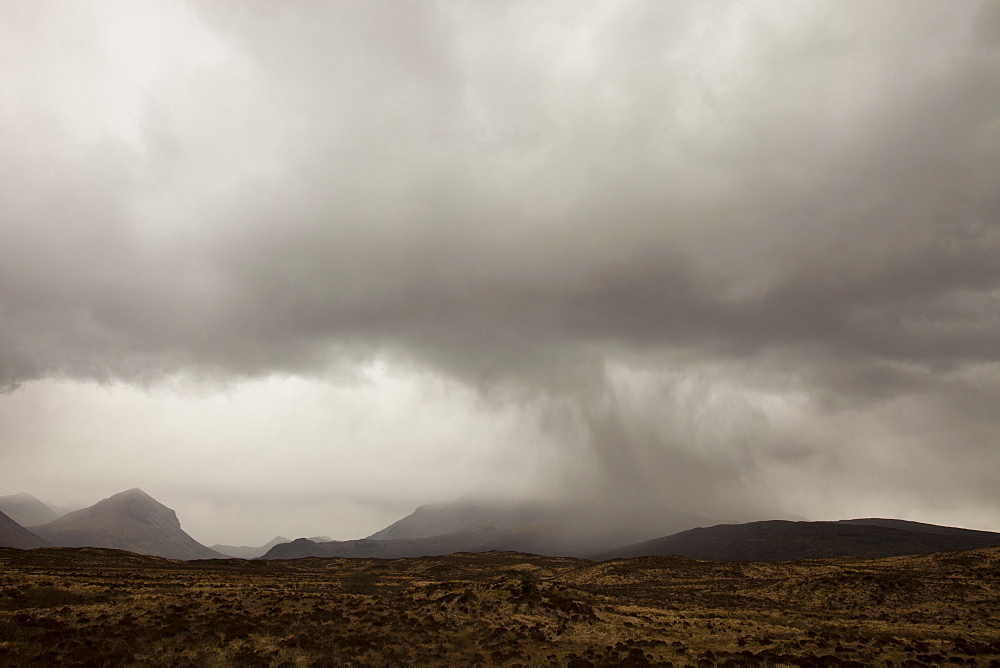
<box><xmin>1</xmin><ymin>0</ymin><xmax>999</xmax><ymax>546</ymax></box>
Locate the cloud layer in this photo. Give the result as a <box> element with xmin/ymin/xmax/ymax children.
<box><xmin>1</xmin><ymin>1</ymin><xmax>998</xmax><ymax>539</ymax></box>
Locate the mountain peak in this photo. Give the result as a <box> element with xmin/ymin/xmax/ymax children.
<box><xmin>33</xmin><ymin>489</ymin><xmax>223</xmax><ymax>560</ymax></box>
<box><xmin>0</xmin><ymin>492</ymin><xmax>60</xmax><ymax>527</ymax></box>
<box><xmin>110</xmin><ymin>488</ymin><xmax>154</xmax><ymax>501</ymax></box>
<box><xmin>94</xmin><ymin>489</ymin><xmax>172</xmax><ymax>521</ymax></box>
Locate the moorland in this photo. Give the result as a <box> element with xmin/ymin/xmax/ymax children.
<box><xmin>1</xmin><ymin>545</ymin><xmax>998</xmax><ymax>666</ymax></box>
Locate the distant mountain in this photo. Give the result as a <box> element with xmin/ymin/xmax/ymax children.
<box><xmin>264</xmin><ymin>498</ymin><xmax>710</xmax><ymax>560</ymax></box>
<box><xmin>363</xmin><ymin>497</ymin><xmax>709</xmax><ymax>557</ymax></box>
<box><xmin>0</xmin><ymin>493</ymin><xmax>60</xmax><ymax>526</ymax></box>
<box><xmin>263</xmin><ymin>525</ymin><xmax>544</xmax><ymax>560</ymax></box>
<box><xmin>367</xmin><ymin>499</ymin><xmax>549</xmax><ymax>541</ymax></box>
<box><xmin>47</xmin><ymin>502</ymin><xmax>85</xmax><ymax>517</ymax></box>
<box><xmin>596</xmin><ymin>519</ymin><xmax>1000</xmax><ymax>562</ymax></box>
<box><xmin>0</xmin><ymin>510</ymin><xmax>49</xmax><ymax>549</ymax></box>
<box><xmin>212</xmin><ymin>536</ymin><xmax>291</xmax><ymax>559</ymax></box>
<box><xmin>32</xmin><ymin>489</ymin><xmax>225</xmax><ymax>560</ymax></box>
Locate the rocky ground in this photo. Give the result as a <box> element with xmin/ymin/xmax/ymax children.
<box><xmin>1</xmin><ymin>546</ymin><xmax>998</xmax><ymax>666</ymax></box>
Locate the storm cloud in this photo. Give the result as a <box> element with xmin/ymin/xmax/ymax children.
<box><xmin>1</xmin><ymin>1</ymin><xmax>998</xmax><ymax>542</ymax></box>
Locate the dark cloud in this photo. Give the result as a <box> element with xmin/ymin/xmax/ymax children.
<box><xmin>1</xmin><ymin>1</ymin><xmax>998</xmax><ymax>533</ymax></box>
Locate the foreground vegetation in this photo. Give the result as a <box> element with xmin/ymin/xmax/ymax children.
<box><xmin>1</xmin><ymin>546</ymin><xmax>998</xmax><ymax>666</ymax></box>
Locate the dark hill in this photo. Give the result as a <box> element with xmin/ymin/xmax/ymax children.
<box><xmin>597</xmin><ymin>519</ymin><xmax>1000</xmax><ymax>561</ymax></box>
<box><xmin>0</xmin><ymin>492</ymin><xmax>60</xmax><ymax>526</ymax></box>
<box><xmin>837</xmin><ymin>517</ymin><xmax>1000</xmax><ymax>538</ymax></box>
<box><xmin>32</xmin><ymin>489</ymin><xmax>224</xmax><ymax>560</ymax></box>
<box><xmin>0</xmin><ymin>510</ymin><xmax>48</xmax><ymax>549</ymax></box>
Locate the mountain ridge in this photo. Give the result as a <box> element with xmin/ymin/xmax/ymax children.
<box><xmin>32</xmin><ymin>488</ymin><xmax>224</xmax><ymax>560</ymax></box>
<box><xmin>358</xmin><ymin>496</ymin><xmax>711</xmax><ymax>557</ymax></box>
<box><xmin>266</xmin><ymin>512</ymin><xmax>1000</xmax><ymax>562</ymax></box>
<box><xmin>0</xmin><ymin>492</ymin><xmax>60</xmax><ymax>527</ymax></box>
<box><xmin>595</xmin><ymin>518</ymin><xmax>1000</xmax><ymax>562</ymax></box>
<box><xmin>263</xmin><ymin>525</ymin><xmax>538</xmax><ymax>560</ymax></box>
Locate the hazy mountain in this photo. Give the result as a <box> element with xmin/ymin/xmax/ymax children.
<box><xmin>365</xmin><ymin>496</ymin><xmax>709</xmax><ymax>556</ymax></box>
<box><xmin>211</xmin><ymin>535</ymin><xmax>291</xmax><ymax>559</ymax></box>
<box><xmin>597</xmin><ymin>519</ymin><xmax>1000</xmax><ymax>562</ymax></box>
<box><xmin>264</xmin><ymin>498</ymin><xmax>710</xmax><ymax>560</ymax></box>
<box><xmin>263</xmin><ymin>525</ymin><xmax>549</xmax><ymax>560</ymax></box>
<box><xmin>47</xmin><ymin>502</ymin><xmax>85</xmax><ymax>517</ymax></box>
<box><xmin>0</xmin><ymin>492</ymin><xmax>60</xmax><ymax>527</ymax></box>
<box><xmin>32</xmin><ymin>488</ymin><xmax>225</xmax><ymax>560</ymax></box>
<box><xmin>0</xmin><ymin>510</ymin><xmax>49</xmax><ymax>549</ymax></box>
<box><xmin>367</xmin><ymin>499</ymin><xmax>550</xmax><ymax>541</ymax></box>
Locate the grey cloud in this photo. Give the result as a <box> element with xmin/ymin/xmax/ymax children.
<box><xmin>2</xmin><ymin>2</ymin><xmax>997</xmax><ymax>383</ymax></box>
<box><xmin>1</xmin><ymin>0</ymin><xmax>999</xmax><ymax>530</ymax></box>
<box><xmin>2</xmin><ymin>2</ymin><xmax>997</xmax><ymax>389</ymax></box>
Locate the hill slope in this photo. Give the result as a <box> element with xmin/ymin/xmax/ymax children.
<box><xmin>0</xmin><ymin>510</ymin><xmax>48</xmax><ymax>549</ymax></box>
<box><xmin>0</xmin><ymin>493</ymin><xmax>60</xmax><ymax>526</ymax></box>
<box><xmin>838</xmin><ymin>517</ymin><xmax>1000</xmax><ymax>538</ymax></box>
<box><xmin>597</xmin><ymin>519</ymin><xmax>1000</xmax><ymax>561</ymax></box>
<box><xmin>32</xmin><ymin>489</ymin><xmax>224</xmax><ymax>560</ymax></box>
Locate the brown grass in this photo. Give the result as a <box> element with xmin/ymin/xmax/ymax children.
<box><xmin>0</xmin><ymin>546</ymin><xmax>998</xmax><ymax>666</ymax></box>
